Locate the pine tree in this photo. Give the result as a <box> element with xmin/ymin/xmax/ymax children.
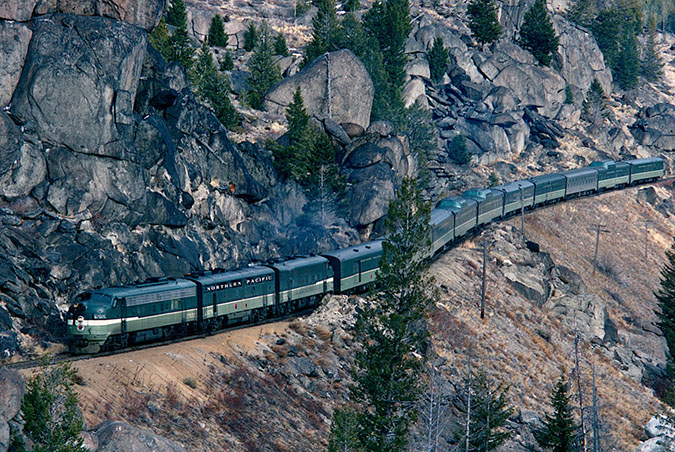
<box><xmin>208</xmin><ymin>15</ymin><xmax>228</xmax><ymax>47</ymax></box>
<box><xmin>455</xmin><ymin>371</ymin><xmax>513</xmax><ymax>452</ymax></box>
<box><xmin>567</xmin><ymin>0</ymin><xmax>596</xmax><ymax>27</ymax></box>
<box><xmin>656</xmin><ymin>242</ymin><xmax>675</xmax><ymax>361</ymax></box>
<box><xmin>364</xmin><ymin>0</ymin><xmax>412</xmax><ymax>95</ymax></box>
<box><xmin>467</xmin><ymin>0</ymin><xmax>503</xmax><ymax>47</ymax></box>
<box><xmin>194</xmin><ymin>41</ymin><xmax>238</xmax><ymax>130</ymax></box>
<box><xmin>641</xmin><ymin>19</ymin><xmax>663</xmax><ymax>82</ymax></box>
<box><xmin>166</xmin><ymin>0</ymin><xmax>195</xmax><ymax>73</ymax></box>
<box><xmin>488</xmin><ymin>171</ymin><xmax>500</xmax><ymax>187</ymax></box>
<box><xmin>326</xmin><ymin>409</ymin><xmax>364</xmax><ymax>452</ymax></box>
<box><xmin>247</xmin><ymin>22</ymin><xmax>281</xmax><ymax>109</ymax></box>
<box><xmin>351</xmin><ymin>177</ymin><xmax>434</xmax><ymax>452</ymax></box>
<box><xmin>219</xmin><ymin>51</ymin><xmax>234</xmax><ymax>71</ymax></box>
<box><xmin>398</xmin><ymin>103</ymin><xmax>436</xmax><ymax>189</ymax></box>
<box><xmin>448</xmin><ymin>135</ymin><xmax>471</xmax><ymax>165</ymax></box>
<box><xmin>166</xmin><ymin>0</ymin><xmax>187</xmax><ymax>27</ymax></box>
<box><xmin>287</xmin><ymin>87</ymin><xmax>310</xmax><ymax>145</ymax></box>
<box><xmin>344</xmin><ymin>0</ymin><xmax>361</xmax><ymax>11</ymax></box>
<box><xmin>19</xmin><ymin>361</ymin><xmax>88</xmax><ymax>452</ymax></box>
<box><xmin>243</xmin><ymin>22</ymin><xmax>259</xmax><ymax>52</ymax></box>
<box><xmin>535</xmin><ymin>374</ymin><xmax>578</xmax><ymax>452</ymax></box>
<box><xmin>149</xmin><ymin>17</ymin><xmax>171</xmax><ymax>60</ymax></box>
<box><xmin>616</xmin><ymin>29</ymin><xmax>639</xmax><ymax>90</ymax></box>
<box><xmin>427</xmin><ymin>36</ymin><xmax>449</xmax><ymax>83</ymax></box>
<box><xmin>274</xmin><ymin>33</ymin><xmax>289</xmax><ymax>56</ymax></box>
<box><xmin>583</xmin><ymin>78</ymin><xmax>607</xmax><ymax>123</ymax></box>
<box><xmin>303</xmin><ymin>0</ymin><xmax>342</xmax><ymax>65</ymax></box>
<box><xmin>519</xmin><ymin>0</ymin><xmax>560</xmax><ymax>66</ymax></box>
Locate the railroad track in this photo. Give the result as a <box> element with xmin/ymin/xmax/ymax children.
<box><xmin>0</xmin><ymin>306</ymin><xmax>315</xmax><ymax>371</ymax></box>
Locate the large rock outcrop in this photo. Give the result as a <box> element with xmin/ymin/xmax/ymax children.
<box><xmin>630</xmin><ymin>103</ymin><xmax>675</xmax><ymax>152</ymax></box>
<box><xmin>94</xmin><ymin>421</ymin><xmax>187</xmax><ymax>452</ymax></box>
<box><xmin>0</xmin><ymin>21</ymin><xmax>32</xmax><ymax>106</ymax></box>
<box><xmin>0</xmin><ymin>0</ymin><xmax>39</xmax><ymax>21</ymax></box>
<box><xmin>263</xmin><ymin>49</ymin><xmax>374</xmax><ymax>130</ymax></box>
<box><xmin>32</xmin><ymin>0</ymin><xmax>164</xmax><ymax>30</ymax></box>
<box><xmin>11</xmin><ymin>14</ymin><xmax>146</xmax><ymax>158</ymax></box>
<box><xmin>0</xmin><ymin>369</ymin><xmax>24</xmax><ymax>452</ymax></box>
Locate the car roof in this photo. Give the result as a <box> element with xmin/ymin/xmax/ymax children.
<box><xmin>267</xmin><ymin>255</ymin><xmax>329</xmax><ymax>271</ymax></box>
<box><xmin>321</xmin><ymin>240</ymin><xmax>383</xmax><ymax>260</ymax></box>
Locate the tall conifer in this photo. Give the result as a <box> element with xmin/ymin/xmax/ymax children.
<box><xmin>467</xmin><ymin>0</ymin><xmax>503</xmax><ymax>47</ymax></box>
<box><xmin>535</xmin><ymin>374</ymin><xmax>578</xmax><ymax>452</ymax></box>
<box><xmin>246</xmin><ymin>22</ymin><xmax>281</xmax><ymax>109</ymax></box>
<box><xmin>208</xmin><ymin>15</ymin><xmax>228</xmax><ymax>47</ymax></box>
<box><xmin>519</xmin><ymin>0</ymin><xmax>560</xmax><ymax>66</ymax></box>
<box><xmin>656</xmin><ymin>242</ymin><xmax>675</xmax><ymax>359</ymax></box>
<box><xmin>166</xmin><ymin>0</ymin><xmax>194</xmax><ymax>72</ymax></box>
<box><xmin>351</xmin><ymin>177</ymin><xmax>434</xmax><ymax>452</ymax></box>
<box><xmin>167</xmin><ymin>0</ymin><xmax>187</xmax><ymax>27</ymax></box>
<box><xmin>303</xmin><ymin>0</ymin><xmax>342</xmax><ymax>65</ymax></box>
<box><xmin>427</xmin><ymin>36</ymin><xmax>449</xmax><ymax>83</ymax></box>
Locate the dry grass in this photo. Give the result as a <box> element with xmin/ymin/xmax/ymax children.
<box><xmin>429</xmin><ymin>186</ymin><xmax>673</xmax><ymax>450</ymax></box>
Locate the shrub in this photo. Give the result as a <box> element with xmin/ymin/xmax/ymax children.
<box><xmin>448</xmin><ymin>135</ymin><xmax>471</xmax><ymax>165</ymax></box>
<box><xmin>183</xmin><ymin>377</ymin><xmax>198</xmax><ymax>389</ymax></box>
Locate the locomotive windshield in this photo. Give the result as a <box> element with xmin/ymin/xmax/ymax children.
<box><xmin>68</xmin><ymin>292</ymin><xmax>114</xmax><ymax>320</ymax></box>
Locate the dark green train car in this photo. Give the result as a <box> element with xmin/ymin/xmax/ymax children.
<box><xmin>589</xmin><ymin>160</ymin><xmax>630</xmax><ymax>189</ymax></box>
<box><xmin>321</xmin><ymin>240</ymin><xmax>383</xmax><ymax>293</ymax></box>
<box><xmin>189</xmin><ymin>266</ymin><xmax>275</xmax><ymax>326</ymax></box>
<box><xmin>268</xmin><ymin>256</ymin><xmax>334</xmax><ymax>309</ymax></box>
<box><xmin>429</xmin><ymin>208</ymin><xmax>454</xmax><ymax>256</ymax></box>
<box><xmin>627</xmin><ymin>157</ymin><xmax>664</xmax><ymax>184</ymax></box>
<box><xmin>530</xmin><ymin>173</ymin><xmax>566</xmax><ymax>205</ymax></box>
<box><xmin>493</xmin><ymin>180</ymin><xmax>535</xmax><ymax>216</ymax></box>
<box><xmin>437</xmin><ymin>197</ymin><xmax>477</xmax><ymax>239</ymax></box>
<box><xmin>462</xmin><ymin>188</ymin><xmax>504</xmax><ymax>227</ymax></box>
<box><xmin>68</xmin><ymin>278</ymin><xmax>197</xmax><ymax>353</ymax></box>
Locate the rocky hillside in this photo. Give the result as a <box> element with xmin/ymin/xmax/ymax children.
<box><xmin>1</xmin><ymin>0</ymin><xmax>675</xmax><ymax>450</ymax></box>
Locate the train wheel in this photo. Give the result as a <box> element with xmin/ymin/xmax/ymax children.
<box><xmin>279</xmin><ymin>303</ymin><xmax>288</xmax><ymax>316</ymax></box>
<box><xmin>250</xmin><ymin>310</ymin><xmax>259</xmax><ymax>324</ymax></box>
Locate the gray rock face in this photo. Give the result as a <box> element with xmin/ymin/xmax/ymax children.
<box><xmin>630</xmin><ymin>103</ymin><xmax>675</xmax><ymax>151</ymax></box>
<box><xmin>264</xmin><ymin>49</ymin><xmax>374</xmax><ymax>130</ymax></box>
<box><xmin>11</xmin><ymin>14</ymin><xmax>147</xmax><ymax>158</ymax></box>
<box><xmin>486</xmin><ymin>43</ymin><xmax>566</xmax><ymax>118</ymax></box>
<box><xmin>0</xmin><ymin>21</ymin><xmax>32</xmax><ymax>106</ymax></box>
<box><xmin>0</xmin><ymin>369</ymin><xmax>24</xmax><ymax>452</ymax></box>
<box><xmin>553</xmin><ymin>17</ymin><xmax>612</xmax><ymax>96</ymax></box>
<box><xmin>33</xmin><ymin>0</ymin><xmax>164</xmax><ymax>30</ymax></box>
<box><xmin>346</xmin><ymin>162</ymin><xmax>396</xmax><ymax>226</ymax></box>
<box><xmin>0</xmin><ymin>0</ymin><xmax>38</xmax><ymax>21</ymax></box>
<box><xmin>94</xmin><ymin>421</ymin><xmax>187</xmax><ymax>452</ymax></box>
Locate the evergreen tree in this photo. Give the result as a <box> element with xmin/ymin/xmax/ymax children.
<box><xmin>149</xmin><ymin>17</ymin><xmax>171</xmax><ymax>60</ymax></box>
<box><xmin>616</xmin><ymin>29</ymin><xmax>639</xmax><ymax>90</ymax></box>
<box><xmin>243</xmin><ymin>22</ymin><xmax>259</xmax><ymax>52</ymax></box>
<box><xmin>583</xmin><ymin>78</ymin><xmax>608</xmax><ymax>123</ymax></box>
<box><xmin>272</xmin><ymin>87</ymin><xmax>345</xmax><ymax>200</ymax></box>
<box><xmin>247</xmin><ymin>22</ymin><xmax>281</xmax><ymax>109</ymax></box>
<box><xmin>326</xmin><ymin>409</ymin><xmax>364</xmax><ymax>452</ymax></box>
<box><xmin>344</xmin><ymin>0</ymin><xmax>361</xmax><ymax>11</ymax></box>
<box><xmin>641</xmin><ymin>19</ymin><xmax>663</xmax><ymax>82</ymax></box>
<box><xmin>488</xmin><ymin>171</ymin><xmax>500</xmax><ymax>187</ymax></box>
<box><xmin>398</xmin><ymin>103</ymin><xmax>436</xmax><ymax>189</ymax></box>
<box><xmin>535</xmin><ymin>374</ymin><xmax>578</xmax><ymax>452</ymax></box>
<box><xmin>566</xmin><ymin>0</ymin><xmax>596</xmax><ymax>27</ymax></box>
<box><xmin>274</xmin><ymin>33</ymin><xmax>290</xmax><ymax>56</ymax></box>
<box><xmin>219</xmin><ymin>51</ymin><xmax>234</xmax><ymax>71</ymax></box>
<box><xmin>448</xmin><ymin>135</ymin><xmax>471</xmax><ymax>165</ymax></box>
<box><xmin>427</xmin><ymin>36</ymin><xmax>449</xmax><ymax>83</ymax></box>
<box><xmin>303</xmin><ymin>0</ymin><xmax>342</xmax><ymax>65</ymax></box>
<box><xmin>18</xmin><ymin>361</ymin><xmax>87</xmax><ymax>452</ymax></box>
<box><xmin>519</xmin><ymin>0</ymin><xmax>560</xmax><ymax>66</ymax></box>
<box><xmin>455</xmin><ymin>371</ymin><xmax>513</xmax><ymax>452</ymax></box>
<box><xmin>467</xmin><ymin>0</ymin><xmax>503</xmax><ymax>47</ymax></box>
<box><xmin>166</xmin><ymin>0</ymin><xmax>187</xmax><ymax>27</ymax></box>
<box><xmin>208</xmin><ymin>15</ymin><xmax>228</xmax><ymax>47</ymax></box>
<box><xmin>194</xmin><ymin>41</ymin><xmax>238</xmax><ymax>129</ymax></box>
<box><xmin>564</xmin><ymin>85</ymin><xmax>574</xmax><ymax>104</ymax></box>
<box><xmin>351</xmin><ymin>177</ymin><xmax>434</xmax><ymax>452</ymax></box>
<box><xmin>166</xmin><ymin>1</ymin><xmax>195</xmax><ymax>73</ymax></box>
<box><xmin>656</xmin><ymin>242</ymin><xmax>675</xmax><ymax>361</ymax></box>
<box><xmin>364</xmin><ymin>0</ymin><xmax>412</xmax><ymax>91</ymax></box>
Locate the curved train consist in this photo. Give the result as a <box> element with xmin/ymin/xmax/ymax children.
<box><xmin>66</xmin><ymin>157</ymin><xmax>664</xmax><ymax>353</ymax></box>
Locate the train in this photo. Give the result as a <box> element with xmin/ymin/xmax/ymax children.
<box><xmin>66</xmin><ymin>157</ymin><xmax>664</xmax><ymax>353</ymax></box>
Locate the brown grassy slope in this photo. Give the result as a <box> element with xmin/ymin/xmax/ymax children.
<box><xmin>429</xmin><ymin>183</ymin><xmax>674</xmax><ymax>450</ymax></box>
